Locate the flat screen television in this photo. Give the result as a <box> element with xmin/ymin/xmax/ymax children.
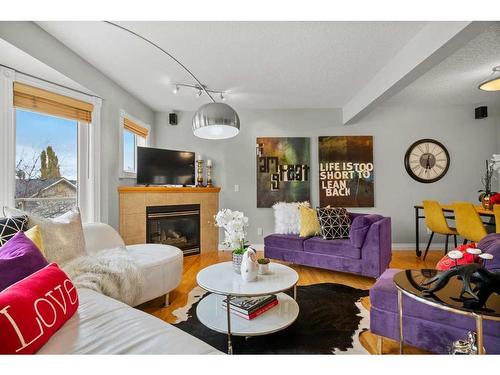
<box><xmin>137</xmin><ymin>146</ymin><xmax>196</xmax><ymax>186</ymax></box>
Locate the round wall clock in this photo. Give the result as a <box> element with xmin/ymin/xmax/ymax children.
<box><xmin>404</xmin><ymin>139</ymin><xmax>450</xmax><ymax>183</ymax></box>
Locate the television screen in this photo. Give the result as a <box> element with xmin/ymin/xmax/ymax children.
<box><xmin>137</xmin><ymin>146</ymin><xmax>196</xmax><ymax>186</ymax></box>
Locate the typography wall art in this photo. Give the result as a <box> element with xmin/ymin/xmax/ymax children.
<box><xmin>256</xmin><ymin>137</ymin><xmax>311</xmax><ymax>208</ymax></box>
<box><xmin>318</xmin><ymin>136</ymin><xmax>374</xmax><ymax>207</ymax></box>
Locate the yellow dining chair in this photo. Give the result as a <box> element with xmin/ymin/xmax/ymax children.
<box><xmin>494</xmin><ymin>205</ymin><xmax>500</xmax><ymax>233</ymax></box>
<box><xmin>453</xmin><ymin>202</ymin><xmax>488</xmax><ymax>244</ymax></box>
<box><xmin>422</xmin><ymin>200</ymin><xmax>458</xmax><ymax>260</ymax></box>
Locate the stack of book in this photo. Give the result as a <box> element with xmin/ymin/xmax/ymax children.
<box><xmin>222</xmin><ymin>295</ymin><xmax>279</xmax><ymax>320</ymax></box>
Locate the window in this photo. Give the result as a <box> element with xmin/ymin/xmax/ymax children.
<box><xmin>0</xmin><ymin>70</ymin><xmax>102</xmax><ymax>222</ymax></box>
<box><xmin>120</xmin><ymin>113</ymin><xmax>149</xmax><ymax>177</ymax></box>
<box><xmin>15</xmin><ymin>109</ymin><xmax>78</xmax><ymax>218</ymax></box>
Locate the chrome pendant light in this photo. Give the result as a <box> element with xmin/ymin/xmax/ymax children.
<box><xmin>192</xmin><ymin>103</ymin><xmax>240</xmax><ymax>139</ymax></box>
<box><xmin>478</xmin><ymin>65</ymin><xmax>500</xmax><ymax>92</ymax></box>
<box><xmin>104</xmin><ymin>21</ymin><xmax>240</xmax><ymax>140</ymax></box>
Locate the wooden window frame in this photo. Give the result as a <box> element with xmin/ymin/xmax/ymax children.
<box><xmin>119</xmin><ymin>110</ymin><xmax>150</xmax><ymax>179</ymax></box>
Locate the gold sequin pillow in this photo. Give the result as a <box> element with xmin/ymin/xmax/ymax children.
<box><xmin>299</xmin><ymin>206</ymin><xmax>321</xmax><ymax>237</ymax></box>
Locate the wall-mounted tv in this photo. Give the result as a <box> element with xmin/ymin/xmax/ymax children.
<box><xmin>137</xmin><ymin>146</ymin><xmax>196</xmax><ymax>186</ymax></box>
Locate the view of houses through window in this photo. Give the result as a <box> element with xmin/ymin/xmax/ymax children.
<box><xmin>15</xmin><ymin>109</ymin><xmax>78</xmax><ymax>218</ymax></box>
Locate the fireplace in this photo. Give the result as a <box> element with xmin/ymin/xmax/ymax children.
<box><xmin>146</xmin><ymin>204</ymin><xmax>200</xmax><ymax>255</ymax></box>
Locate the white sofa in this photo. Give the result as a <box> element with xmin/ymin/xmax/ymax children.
<box><xmin>38</xmin><ymin>223</ymin><xmax>221</xmax><ymax>354</ymax></box>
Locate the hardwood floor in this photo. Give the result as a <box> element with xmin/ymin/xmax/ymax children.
<box><xmin>138</xmin><ymin>249</ymin><xmax>445</xmax><ymax>354</ymax></box>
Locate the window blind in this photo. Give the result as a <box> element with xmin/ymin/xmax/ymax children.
<box><xmin>13</xmin><ymin>82</ymin><xmax>94</xmax><ymax>123</ymax></box>
<box><xmin>124</xmin><ymin>117</ymin><xmax>149</xmax><ymax>138</ymax></box>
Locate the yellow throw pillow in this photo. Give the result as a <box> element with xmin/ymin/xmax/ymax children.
<box><xmin>25</xmin><ymin>225</ymin><xmax>45</xmax><ymax>256</ymax></box>
<box><xmin>299</xmin><ymin>206</ymin><xmax>320</xmax><ymax>237</ymax></box>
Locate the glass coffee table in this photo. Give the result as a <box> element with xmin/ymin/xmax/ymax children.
<box><xmin>196</xmin><ymin>262</ymin><xmax>299</xmax><ymax>354</ymax></box>
<box><xmin>393</xmin><ymin>269</ymin><xmax>500</xmax><ymax>354</ymax></box>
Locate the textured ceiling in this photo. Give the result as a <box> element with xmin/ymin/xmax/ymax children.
<box><xmin>37</xmin><ymin>21</ymin><xmax>427</xmax><ymax>111</ymax></box>
<box><xmin>387</xmin><ymin>22</ymin><xmax>500</xmax><ymax>106</ymax></box>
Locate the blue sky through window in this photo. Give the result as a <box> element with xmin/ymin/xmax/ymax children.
<box><xmin>15</xmin><ymin>109</ymin><xmax>78</xmax><ymax>180</ymax></box>
<box><xmin>123</xmin><ymin>129</ymin><xmax>135</xmax><ymax>172</ymax></box>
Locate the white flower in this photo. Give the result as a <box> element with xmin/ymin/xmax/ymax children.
<box><xmin>214</xmin><ymin>208</ymin><xmax>249</xmax><ymax>249</ymax></box>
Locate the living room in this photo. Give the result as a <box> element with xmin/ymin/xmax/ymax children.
<box><xmin>1</xmin><ymin>1</ymin><xmax>499</xmax><ymax>372</ymax></box>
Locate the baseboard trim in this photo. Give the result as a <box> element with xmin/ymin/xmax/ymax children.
<box><xmin>219</xmin><ymin>242</ymin><xmax>448</xmax><ymax>252</ymax></box>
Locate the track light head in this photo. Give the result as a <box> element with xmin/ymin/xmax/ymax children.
<box><xmin>173</xmin><ymin>85</ymin><xmax>179</xmax><ymax>94</ymax></box>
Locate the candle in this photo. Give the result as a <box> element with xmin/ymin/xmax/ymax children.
<box><xmin>197</xmin><ymin>154</ymin><xmax>202</xmax><ymax>161</ymax></box>
<box><xmin>207</xmin><ymin>159</ymin><xmax>212</xmax><ymax>166</ymax></box>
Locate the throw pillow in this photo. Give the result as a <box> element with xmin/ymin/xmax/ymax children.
<box><xmin>316</xmin><ymin>207</ymin><xmax>351</xmax><ymax>240</ymax></box>
<box><xmin>0</xmin><ymin>231</ymin><xmax>49</xmax><ymax>291</ymax></box>
<box><xmin>25</xmin><ymin>226</ymin><xmax>45</xmax><ymax>256</ymax></box>
<box><xmin>0</xmin><ymin>215</ymin><xmax>28</xmax><ymax>246</ymax></box>
<box><xmin>349</xmin><ymin>214</ymin><xmax>383</xmax><ymax>248</ymax></box>
<box><xmin>273</xmin><ymin>201</ymin><xmax>310</xmax><ymax>234</ymax></box>
<box><xmin>0</xmin><ymin>263</ymin><xmax>79</xmax><ymax>354</ymax></box>
<box><xmin>436</xmin><ymin>243</ymin><xmax>477</xmax><ymax>271</ymax></box>
<box><xmin>4</xmin><ymin>207</ymin><xmax>86</xmax><ymax>265</ymax></box>
<box><xmin>299</xmin><ymin>206</ymin><xmax>321</xmax><ymax>237</ymax></box>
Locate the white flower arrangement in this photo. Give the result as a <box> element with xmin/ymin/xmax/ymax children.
<box><xmin>215</xmin><ymin>208</ymin><xmax>249</xmax><ymax>250</ymax></box>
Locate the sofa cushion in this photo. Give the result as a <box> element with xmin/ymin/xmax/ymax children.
<box><xmin>316</xmin><ymin>207</ymin><xmax>351</xmax><ymax>240</ymax></box>
<box><xmin>272</xmin><ymin>201</ymin><xmax>309</xmax><ymax>235</ymax></box>
<box><xmin>349</xmin><ymin>214</ymin><xmax>383</xmax><ymax>248</ymax></box>
<box><xmin>264</xmin><ymin>234</ymin><xmax>306</xmax><ymax>252</ymax></box>
<box><xmin>303</xmin><ymin>236</ymin><xmax>361</xmax><ymax>259</ymax></box>
<box><xmin>37</xmin><ymin>288</ymin><xmax>222</xmax><ymax>354</ymax></box>
<box><xmin>477</xmin><ymin>233</ymin><xmax>500</xmax><ymax>271</ymax></box>
<box><xmin>0</xmin><ymin>231</ymin><xmax>49</xmax><ymax>291</ymax></box>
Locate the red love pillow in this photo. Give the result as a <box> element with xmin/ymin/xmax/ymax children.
<box><xmin>0</xmin><ymin>263</ymin><xmax>79</xmax><ymax>354</ymax></box>
<box><xmin>436</xmin><ymin>243</ymin><xmax>478</xmax><ymax>271</ymax></box>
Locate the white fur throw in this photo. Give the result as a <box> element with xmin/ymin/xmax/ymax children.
<box><xmin>62</xmin><ymin>247</ymin><xmax>144</xmax><ymax>306</ymax></box>
<box><xmin>273</xmin><ymin>201</ymin><xmax>310</xmax><ymax>234</ymax></box>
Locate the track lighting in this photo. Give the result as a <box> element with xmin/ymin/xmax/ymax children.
<box><xmin>196</xmin><ymin>89</ymin><xmax>202</xmax><ymax>97</ymax></box>
<box><xmin>173</xmin><ymin>85</ymin><xmax>179</xmax><ymax>94</ymax></box>
<box><xmin>220</xmin><ymin>92</ymin><xmax>226</xmax><ymax>101</ymax></box>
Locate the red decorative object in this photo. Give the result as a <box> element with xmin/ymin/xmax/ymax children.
<box><xmin>0</xmin><ymin>263</ymin><xmax>79</xmax><ymax>354</ymax></box>
<box><xmin>436</xmin><ymin>243</ymin><xmax>478</xmax><ymax>271</ymax></box>
<box><xmin>489</xmin><ymin>193</ymin><xmax>500</xmax><ymax>206</ymax></box>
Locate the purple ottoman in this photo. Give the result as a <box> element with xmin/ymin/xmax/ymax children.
<box><xmin>370</xmin><ymin>269</ymin><xmax>500</xmax><ymax>354</ymax></box>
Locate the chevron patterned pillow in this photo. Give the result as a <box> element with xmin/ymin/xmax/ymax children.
<box><xmin>316</xmin><ymin>207</ymin><xmax>351</xmax><ymax>240</ymax></box>
<box><xmin>0</xmin><ymin>216</ymin><xmax>28</xmax><ymax>246</ymax></box>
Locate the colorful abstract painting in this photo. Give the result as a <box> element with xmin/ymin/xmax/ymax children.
<box><xmin>318</xmin><ymin>136</ymin><xmax>374</xmax><ymax>207</ymax></box>
<box><xmin>256</xmin><ymin>137</ymin><xmax>311</xmax><ymax>208</ymax></box>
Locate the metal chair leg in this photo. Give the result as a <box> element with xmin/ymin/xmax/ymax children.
<box><xmin>423</xmin><ymin>232</ymin><xmax>434</xmax><ymax>260</ymax></box>
<box><xmin>453</xmin><ymin>235</ymin><xmax>457</xmax><ymax>248</ymax></box>
<box><xmin>463</xmin><ymin>238</ymin><xmax>468</xmax><ymax>245</ymax></box>
<box><xmin>444</xmin><ymin>235</ymin><xmax>449</xmax><ymax>255</ymax></box>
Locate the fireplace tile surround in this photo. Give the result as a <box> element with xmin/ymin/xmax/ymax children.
<box><xmin>118</xmin><ymin>186</ymin><xmax>220</xmax><ymax>253</ymax></box>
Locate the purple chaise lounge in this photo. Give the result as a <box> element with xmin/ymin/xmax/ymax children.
<box><xmin>370</xmin><ymin>233</ymin><xmax>500</xmax><ymax>354</ymax></box>
<box><xmin>264</xmin><ymin>213</ymin><xmax>392</xmax><ymax>278</ymax></box>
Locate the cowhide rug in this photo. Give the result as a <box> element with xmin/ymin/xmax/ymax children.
<box><xmin>172</xmin><ymin>283</ymin><xmax>370</xmax><ymax>354</ymax></box>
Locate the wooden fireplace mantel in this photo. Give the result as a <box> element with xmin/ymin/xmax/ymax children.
<box><xmin>117</xmin><ymin>186</ymin><xmax>221</xmax><ymax>193</ymax></box>
<box><xmin>118</xmin><ymin>185</ymin><xmax>220</xmax><ymax>252</ymax></box>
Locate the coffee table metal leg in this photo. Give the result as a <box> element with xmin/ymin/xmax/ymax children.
<box><xmin>476</xmin><ymin>315</ymin><xmax>484</xmax><ymax>354</ymax></box>
<box><xmin>398</xmin><ymin>289</ymin><xmax>404</xmax><ymax>354</ymax></box>
<box><xmin>226</xmin><ymin>294</ymin><xmax>233</xmax><ymax>355</ymax></box>
<box><xmin>293</xmin><ymin>284</ymin><xmax>297</xmax><ymax>300</ymax></box>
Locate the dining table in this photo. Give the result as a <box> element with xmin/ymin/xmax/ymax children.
<box><xmin>413</xmin><ymin>203</ymin><xmax>495</xmax><ymax>257</ymax></box>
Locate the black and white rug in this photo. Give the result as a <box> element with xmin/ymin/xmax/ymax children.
<box><xmin>172</xmin><ymin>283</ymin><xmax>370</xmax><ymax>354</ymax></box>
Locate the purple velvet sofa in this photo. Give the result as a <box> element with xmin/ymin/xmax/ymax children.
<box><xmin>264</xmin><ymin>213</ymin><xmax>392</xmax><ymax>278</ymax></box>
<box><xmin>370</xmin><ymin>233</ymin><xmax>500</xmax><ymax>354</ymax></box>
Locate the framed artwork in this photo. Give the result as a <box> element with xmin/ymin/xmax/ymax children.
<box><xmin>318</xmin><ymin>136</ymin><xmax>374</xmax><ymax>207</ymax></box>
<box><xmin>256</xmin><ymin>137</ymin><xmax>311</xmax><ymax>208</ymax></box>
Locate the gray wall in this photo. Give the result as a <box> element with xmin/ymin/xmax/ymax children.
<box><xmin>0</xmin><ymin>22</ymin><xmax>155</xmax><ymax>228</ymax></box>
<box><xmin>155</xmin><ymin>104</ymin><xmax>499</xmax><ymax>246</ymax></box>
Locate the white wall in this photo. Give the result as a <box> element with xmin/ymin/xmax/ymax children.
<box><xmin>0</xmin><ymin>22</ymin><xmax>155</xmax><ymax>228</ymax></box>
<box><xmin>155</xmin><ymin>104</ymin><xmax>499</xmax><ymax>246</ymax></box>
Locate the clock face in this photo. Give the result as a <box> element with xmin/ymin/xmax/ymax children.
<box><xmin>404</xmin><ymin>139</ymin><xmax>450</xmax><ymax>183</ymax></box>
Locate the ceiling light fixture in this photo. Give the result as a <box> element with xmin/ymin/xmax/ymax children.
<box><xmin>196</xmin><ymin>89</ymin><xmax>202</xmax><ymax>97</ymax></box>
<box><xmin>104</xmin><ymin>21</ymin><xmax>240</xmax><ymax>140</ymax></box>
<box><xmin>478</xmin><ymin>65</ymin><xmax>500</xmax><ymax>92</ymax></box>
<box><xmin>173</xmin><ymin>85</ymin><xmax>179</xmax><ymax>94</ymax></box>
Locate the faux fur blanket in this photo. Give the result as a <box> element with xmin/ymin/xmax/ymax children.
<box><xmin>62</xmin><ymin>247</ymin><xmax>144</xmax><ymax>306</ymax></box>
